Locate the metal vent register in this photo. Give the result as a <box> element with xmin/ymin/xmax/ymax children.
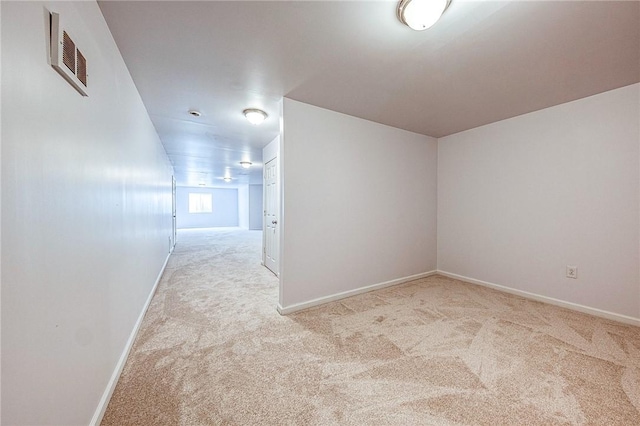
<box><xmin>76</xmin><ymin>50</ymin><xmax>87</xmax><ymax>86</ymax></box>
<box><xmin>51</xmin><ymin>13</ymin><xmax>88</xmax><ymax>96</ymax></box>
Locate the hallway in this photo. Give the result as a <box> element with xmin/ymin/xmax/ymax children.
<box><xmin>102</xmin><ymin>228</ymin><xmax>281</xmax><ymax>424</ymax></box>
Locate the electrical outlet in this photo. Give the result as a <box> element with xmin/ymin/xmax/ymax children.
<box><xmin>566</xmin><ymin>265</ymin><xmax>578</xmax><ymax>279</ymax></box>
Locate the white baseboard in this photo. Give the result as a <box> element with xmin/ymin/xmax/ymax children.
<box><xmin>277</xmin><ymin>270</ymin><xmax>438</xmax><ymax>315</ymax></box>
<box><xmin>90</xmin><ymin>253</ymin><xmax>171</xmax><ymax>426</ymax></box>
<box><xmin>437</xmin><ymin>270</ymin><xmax>640</xmax><ymax>327</ymax></box>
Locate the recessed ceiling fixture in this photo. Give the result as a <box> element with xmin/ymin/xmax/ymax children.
<box><xmin>243</xmin><ymin>108</ymin><xmax>268</xmax><ymax>125</ymax></box>
<box><xmin>223</xmin><ymin>177</ymin><xmax>232</xmax><ymax>182</ymax></box>
<box><xmin>240</xmin><ymin>161</ymin><xmax>252</xmax><ymax>169</ymax></box>
<box><xmin>397</xmin><ymin>0</ymin><xmax>450</xmax><ymax>31</ymax></box>
<box><xmin>188</xmin><ymin>109</ymin><xmax>202</xmax><ymax>117</ymax></box>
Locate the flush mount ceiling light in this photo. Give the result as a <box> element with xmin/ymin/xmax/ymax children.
<box><xmin>397</xmin><ymin>0</ymin><xmax>451</xmax><ymax>31</ymax></box>
<box><xmin>243</xmin><ymin>108</ymin><xmax>268</xmax><ymax>125</ymax></box>
<box><xmin>223</xmin><ymin>177</ymin><xmax>232</xmax><ymax>182</ymax></box>
<box><xmin>188</xmin><ymin>109</ymin><xmax>202</xmax><ymax>117</ymax></box>
<box><xmin>239</xmin><ymin>161</ymin><xmax>252</xmax><ymax>169</ymax></box>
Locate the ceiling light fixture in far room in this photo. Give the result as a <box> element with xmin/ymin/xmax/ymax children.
<box><xmin>188</xmin><ymin>109</ymin><xmax>202</xmax><ymax>117</ymax></box>
<box><xmin>243</xmin><ymin>108</ymin><xmax>268</xmax><ymax>125</ymax></box>
<box><xmin>223</xmin><ymin>177</ymin><xmax>232</xmax><ymax>182</ymax></box>
<box><xmin>239</xmin><ymin>161</ymin><xmax>252</xmax><ymax>169</ymax></box>
<box><xmin>397</xmin><ymin>0</ymin><xmax>451</xmax><ymax>31</ymax></box>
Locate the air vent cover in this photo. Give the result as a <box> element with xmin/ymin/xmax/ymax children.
<box><xmin>62</xmin><ymin>31</ymin><xmax>75</xmax><ymax>73</ymax></box>
<box><xmin>50</xmin><ymin>13</ymin><xmax>88</xmax><ymax>96</ymax></box>
<box><xmin>76</xmin><ymin>50</ymin><xmax>87</xmax><ymax>86</ymax></box>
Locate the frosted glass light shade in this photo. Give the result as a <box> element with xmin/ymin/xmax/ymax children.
<box><xmin>398</xmin><ymin>0</ymin><xmax>449</xmax><ymax>31</ymax></box>
<box><xmin>243</xmin><ymin>108</ymin><xmax>268</xmax><ymax>125</ymax></box>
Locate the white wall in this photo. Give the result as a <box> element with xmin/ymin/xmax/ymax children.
<box><xmin>438</xmin><ymin>84</ymin><xmax>640</xmax><ymax>319</ymax></box>
<box><xmin>1</xmin><ymin>2</ymin><xmax>173</xmax><ymax>424</ymax></box>
<box><xmin>249</xmin><ymin>184</ymin><xmax>263</xmax><ymax>230</ymax></box>
<box><xmin>281</xmin><ymin>99</ymin><xmax>438</xmax><ymax>309</ymax></box>
<box><xmin>238</xmin><ymin>184</ymin><xmax>249</xmax><ymax>229</ymax></box>
<box><xmin>176</xmin><ymin>186</ymin><xmax>239</xmax><ymax>229</ymax></box>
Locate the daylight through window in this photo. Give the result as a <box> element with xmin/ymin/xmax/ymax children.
<box><xmin>188</xmin><ymin>193</ymin><xmax>212</xmax><ymax>213</ymax></box>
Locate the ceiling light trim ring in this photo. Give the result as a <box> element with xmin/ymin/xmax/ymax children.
<box><xmin>397</xmin><ymin>0</ymin><xmax>452</xmax><ymax>31</ymax></box>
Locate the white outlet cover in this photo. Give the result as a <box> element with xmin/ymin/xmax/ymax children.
<box><xmin>566</xmin><ymin>265</ymin><xmax>578</xmax><ymax>279</ymax></box>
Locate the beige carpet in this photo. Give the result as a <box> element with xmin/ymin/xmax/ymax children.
<box><xmin>102</xmin><ymin>228</ymin><xmax>640</xmax><ymax>425</ymax></box>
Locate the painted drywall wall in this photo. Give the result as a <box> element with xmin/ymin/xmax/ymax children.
<box><xmin>281</xmin><ymin>98</ymin><xmax>438</xmax><ymax>309</ymax></box>
<box><xmin>249</xmin><ymin>184</ymin><xmax>263</xmax><ymax>230</ymax></box>
<box><xmin>438</xmin><ymin>83</ymin><xmax>640</xmax><ymax>319</ymax></box>
<box><xmin>1</xmin><ymin>1</ymin><xmax>173</xmax><ymax>424</ymax></box>
<box><xmin>238</xmin><ymin>185</ymin><xmax>249</xmax><ymax>229</ymax></box>
<box><xmin>176</xmin><ymin>186</ymin><xmax>239</xmax><ymax>228</ymax></box>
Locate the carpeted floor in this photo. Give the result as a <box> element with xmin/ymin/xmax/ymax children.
<box><xmin>102</xmin><ymin>228</ymin><xmax>640</xmax><ymax>425</ymax></box>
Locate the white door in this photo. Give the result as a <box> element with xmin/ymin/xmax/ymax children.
<box><xmin>171</xmin><ymin>175</ymin><xmax>177</xmax><ymax>250</ymax></box>
<box><xmin>263</xmin><ymin>157</ymin><xmax>279</xmax><ymax>275</ymax></box>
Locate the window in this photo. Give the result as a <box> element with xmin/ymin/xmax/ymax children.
<box><xmin>188</xmin><ymin>193</ymin><xmax>212</xmax><ymax>213</ymax></box>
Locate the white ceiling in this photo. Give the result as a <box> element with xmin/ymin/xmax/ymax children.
<box><xmin>98</xmin><ymin>0</ymin><xmax>640</xmax><ymax>187</ymax></box>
